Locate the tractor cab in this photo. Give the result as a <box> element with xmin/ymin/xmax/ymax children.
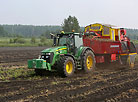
<box><xmin>51</xmin><ymin>31</ymin><xmax>83</xmax><ymax>55</ymax></box>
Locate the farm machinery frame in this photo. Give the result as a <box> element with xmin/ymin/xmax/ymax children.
<box><xmin>83</xmin><ymin>23</ymin><xmax>137</xmax><ymax>67</ymax></box>
<box><xmin>28</xmin><ymin>23</ymin><xmax>137</xmax><ymax>77</ymax></box>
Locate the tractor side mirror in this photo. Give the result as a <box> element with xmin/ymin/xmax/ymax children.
<box><xmin>50</xmin><ymin>33</ymin><xmax>57</xmax><ymax>46</ymax></box>
<box><xmin>51</xmin><ymin>35</ymin><xmax>53</xmax><ymax>39</ymax></box>
<box><xmin>50</xmin><ymin>33</ymin><xmax>54</xmax><ymax>39</ymax></box>
<box><xmin>53</xmin><ymin>37</ymin><xmax>57</xmax><ymax>46</ymax></box>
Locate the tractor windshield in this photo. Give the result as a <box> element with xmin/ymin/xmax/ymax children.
<box><xmin>58</xmin><ymin>37</ymin><xmax>67</xmax><ymax>46</ymax></box>
<box><xmin>58</xmin><ymin>35</ymin><xmax>74</xmax><ymax>46</ymax></box>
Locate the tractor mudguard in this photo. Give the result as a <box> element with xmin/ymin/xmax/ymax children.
<box><xmin>81</xmin><ymin>47</ymin><xmax>94</xmax><ymax>57</ymax></box>
<box><xmin>63</xmin><ymin>54</ymin><xmax>75</xmax><ymax>62</ymax></box>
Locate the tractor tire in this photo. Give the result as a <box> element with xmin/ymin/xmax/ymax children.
<box><xmin>57</xmin><ymin>56</ymin><xmax>75</xmax><ymax>77</ymax></box>
<box><xmin>82</xmin><ymin>50</ymin><xmax>95</xmax><ymax>73</ymax></box>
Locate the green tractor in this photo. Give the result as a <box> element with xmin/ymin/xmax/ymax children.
<box><xmin>28</xmin><ymin>32</ymin><xmax>95</xmax><ymax>77</ymax></box>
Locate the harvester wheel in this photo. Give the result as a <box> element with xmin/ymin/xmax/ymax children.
<box><xmin>128</xmin><ymin>56</ymin><xmax>135</xmax><ymax>68</ymax></box>
<box><xmin>118</xmin><ymin>55</ymin><xmax>136</xmax><ymax>69</ymax></box>
<box><xmin>129</xmin><ymin>63</ymin><xmax>135</xmax><ymax>68</ymax></box>
<box><xmin>82</xmin><ymin>50</ymin><xmax>95</xmax><ymax>73</ymax></box>
<box><xmin>57</xmin><ymin>56</ymin><xmax>75</xmax><ymax>77</ymax></box>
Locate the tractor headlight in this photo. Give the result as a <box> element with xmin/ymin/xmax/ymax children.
<box><xmin>41</xmin><ymin>52</ymin><xmax>54</xmax><ymax>63</ymax></box>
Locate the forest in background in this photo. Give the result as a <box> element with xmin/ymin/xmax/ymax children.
<box><xmin>0</xmin><ymin>24</ymin><xmax>138</xmax><ymax>39</ymax></box>
<box><xmin>0</xmin><ymin>25</ymin><xmax>84</xmax><ymax>38</ymax></box>
<box><xmin>1</xmin><ymin>25</ymin><xmax>62</xmax><ymax>38</ymax></box>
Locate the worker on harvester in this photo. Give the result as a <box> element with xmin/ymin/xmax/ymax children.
<box><xmin>120</xmin><ymin>28</ymin><xmax>129</xmax><ymax>41</ymax></box>
<box><xmin>120</xmin><ymin>28</ymin><xmax>131</xmax><ymax>51</ymax></box>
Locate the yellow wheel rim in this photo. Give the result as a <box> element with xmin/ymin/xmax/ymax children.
<box><xmin>86</xmin><ymin>55</ymin><xmax>93</xmax><ymax>69</ymax></box>
<box><xmin>66</xmin><ymin>61</ymin><xmax>73</xmax><ymax>74</ymax></box>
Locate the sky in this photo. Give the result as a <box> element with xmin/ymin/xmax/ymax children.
<box><xmin>0</xmin><ymin>0</ymin><xmax>138</xmax><ymax>28</ymax></box>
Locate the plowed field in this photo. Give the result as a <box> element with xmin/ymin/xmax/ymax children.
<box><xmin>0</xmin><ymin>47</ymin><xmax>138</xmax><ymax>102</ymax></box>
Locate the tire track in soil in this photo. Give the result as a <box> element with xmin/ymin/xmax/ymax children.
<box><xmin>0</xmin><ymin>75</ymin><xmax>91</xmax><ymax>101</ymax></box>
<box><xmin>34</xmin><ymin>70</ymin><xmax>138</xmax><ymax>102</ymax></box>
<box><xmin>0</xmin><ymin>74</ymin><xmax>89</xmax><ymax>92</ymax></box>
<box><xmin>74</xmin><ymin>78</ymin><xmax>138</xmax><ymax>102</ymax></box>
<box><xmin>104</xmin><ymin>88</ymin><xmax>138</xmax><ymax>102</ymax></box>
<box><xmin>0</xmin><ymin>68</ymin><xmax>137</xmax><ymax>102</ymax></box>
<box><xmin>0</xmin><ymin>67</ymin><xmax>137</xmax><ymax>102</ymax></box>
<box><xmin>31</xmin><ymin>78</ymin><xmax>138</xmax><ymax>102</ymax></box>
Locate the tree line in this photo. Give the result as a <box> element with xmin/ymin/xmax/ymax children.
<box><xmin>1</xmin><ymin>25</ymin><xmax>62</xmax><ymax>38</ymax></box>
<box><xmin>126</xmin><ymin>29</ymin><xmax>138</xmax><ymax>40</ymax></box>
<box><xmin>0</xmin><ymin>16</ymin><xmax>138</xmax><ymax>40</ymax></box>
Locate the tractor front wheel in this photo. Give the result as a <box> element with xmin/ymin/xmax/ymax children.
<box><xmin>82</xmin><ymin>50</ymin><xmax>95</xmax><ymax>73</ymax></box>
<box><xmin>57</xmin><ymin>56</ymin><xmax>75</xmax><ymax>77</ymax></box>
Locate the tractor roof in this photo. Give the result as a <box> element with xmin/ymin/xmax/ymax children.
<box><xmin>85</xmin><ymin>23</ymin><xmax>123</xmax><ymax>30</ymax></box>
<box><xmin>91</xmin><ymin>23</ymin><xmax>118</xmax><ymax>28</ymax></box>
<box><xmin>57</xmin><ymin>32</ymin><xmax>81</xmax><ymax>36</ymax></box>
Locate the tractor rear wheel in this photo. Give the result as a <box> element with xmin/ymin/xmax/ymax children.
<box><xmin>57</xmin><ymin>56</ymin><xmax>75</xmax><ymax>77</ymax></box>
<box><xmin>82</xmin><ymin>50</ymin><xmax>95</xmax><ymax>73</ymax></box>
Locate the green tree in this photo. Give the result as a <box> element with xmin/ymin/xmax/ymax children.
<box><xmin>31</xmin><ymin>37</ymin><xmax>36</xmax><ymax>44</ymax></box>
<box><xmin>9</xmin><ymin>39</ymin><xmax>14</xmax><ymax>43</ymax></box>
<box><xmin>62</xmin><ymin>15</ymin><xmax>80</xmax><ymax>32</ymax></box>
<box><xmin>40</xmin><ymin>36</ymin><xmax>47</xmax><ymax>43</ymax></box>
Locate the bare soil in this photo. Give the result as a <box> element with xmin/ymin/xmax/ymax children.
<box><xmin>0</xmin><ymin>47</ymin><xmax>138</xmax><ymax>102</ymax></box>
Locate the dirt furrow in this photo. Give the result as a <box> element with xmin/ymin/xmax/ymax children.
<box><xmin>0</xmin><ymin>68</ymin><xmax>137</xmax><ymax>101</ymax></box>
<box><xmin>105</xmin><ymin>88</ymin><xmax>138</xmax><ymax>102</ymax></box>
<box><xmin>72</xmin><ymin>78</ymin><xmax>138</xmax><ymax>102</ymax></box>
<box><xmin>32</xmin><ymin>70</ymin><xmax>138</xmax><ymax>101</ymax></box>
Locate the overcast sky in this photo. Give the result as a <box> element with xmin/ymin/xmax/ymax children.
<box><xmin>0</xmin><ymin>0</ymin><xmax>138</xmax><ymax>28</ymax></box>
